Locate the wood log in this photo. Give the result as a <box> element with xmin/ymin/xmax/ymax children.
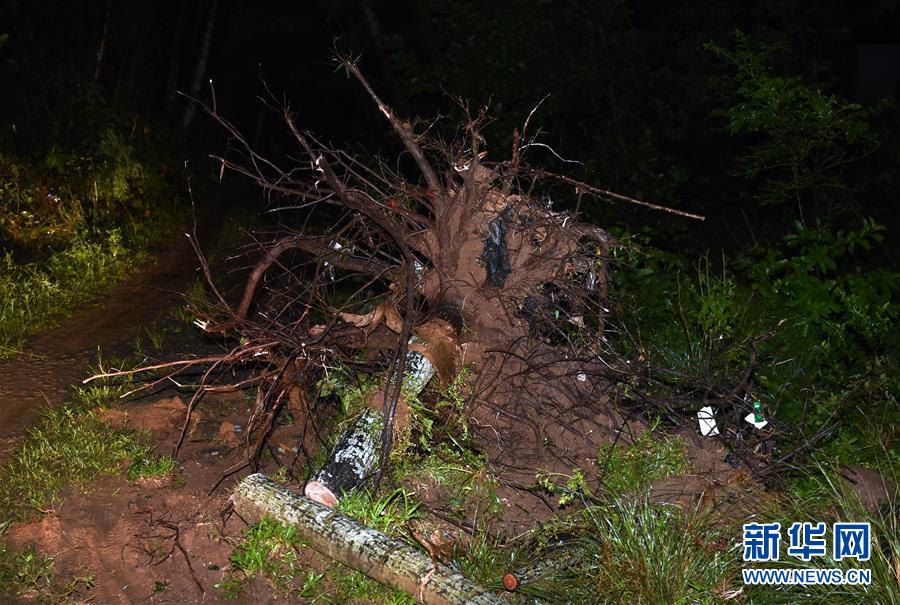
<box><xmin>500</xmin><ymin>543</ymin><xmax>581</xmax><ymax>591</ymax></box>
<box><xmin>305</xmin><ymin>338</ymin><xmax>438</xmax><ymax>506</ymax></box>
<box><xmin>304</xmin><ymin>408</ymin><xmax>383</xmax><ymax>507</ymax></box>
<box><xmin>233</xmin><ymin>473</ymin><xmax>505</xmax><ymax>605</ymax></box>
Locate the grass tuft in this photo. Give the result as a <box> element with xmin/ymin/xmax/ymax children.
<box><xmin>0</xmin><ymin>381</ymin><xmax>151</xmax><ymax>524</ymax></box>
<box><xmin>337</xmin><ymin>487</ymin><xmax>422</xmax><ymax>537</ymax></box>
<box><xmin>596</xmin><ymin>424</ymin><xmax>689</xmax><ymax>494</ymax></box>
<box><xmin>127</xmin><ymin>454</ymin><xmax>177</xmax><ymax>482</ymax></box>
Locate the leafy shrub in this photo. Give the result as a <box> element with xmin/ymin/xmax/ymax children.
<box><xmin>611</xmin><ymin>217</ymin><xmax>898</xmax><ymax>469</ymax></box>
<box><xmin>708</xmin><ymin>32</ymin><xmax>879</xmax><ymax>212</ymax></box>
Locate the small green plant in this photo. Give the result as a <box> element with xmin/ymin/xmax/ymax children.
<box><xmin>218</xmin><ymin>514</ymin><xmax>414</xmax><ymax>602</ymax></box>
<box><xmin>536</xmin><ymin>426</ymin><xmax>688</xmax><ymax>507</ymax></box>
<box><xmin>457</xmin><ymin>530</ymin><xmax>528</xmax><ymax>592</ymax></box>
<box><xmin>315</xmin><ymin>365</ymin><xmax>380</xmax><ymax>417</ymax></box>
<box><xmin>556</xmin><ymin>497</ymin><xmax>743</xmax><ymax>604</ymax></box>
<box><xmin>127</xmin><ymin>454</ymin><xmax>177</xmax><ymax>482</ymax></box>
<box><xmin>337</xmin><ymin>487</ymin><xmax>422</xmax><ymax>537</ymax></box>
<box><xmin>217</xmin><ymin>517</ymin><xmax>308</xmax><ymax>598</ymax></box>
<box><xmin>397</xmin><ymin>366</ymin><xmax>475</xmax><ymax>459</ymax></box>
<box><xmin>172</xmin><ymin>278</ymin><xmax>212</xmax><ymax>325</ymax></box>
<box><xmin>0</xmin><ymin>541</ymin><xmax>94</xmax><ymax>602</ymax></box>
<box><xmin>0</xmin><ymin>386</ymin><xmax>151</xmax><ymax>523</ymax></box>
<box><xmin>329</xmin><ymin>567</ymin><xmax>416</xmax><ymax>604</ymax></box>
<box><xmin>0</xmin><ymin>545</ymin><xmax>54</xmax><ymax>598</ymax></box>
<box><xmin>596</xmin><ymin>425</ymin><xmax>689</xmax><ymax>494</ymax></box>
<box><xmin>537</xmin><ymin>468</ymin><xmax>592</xmax><ymax>507</ymax></box>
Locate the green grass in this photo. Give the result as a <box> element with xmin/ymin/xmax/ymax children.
<box><xmin>217</xmin><ymin>517</ymin><xmax>310</xmax><ymax>598</ymax></box>
<box><xmin>337</xmin><ymin>487</ymin><xmax>422</xmax><ymax>537</ymax></box>
<box><xmin>0</xmin><ymin>229</ymin><xmax>141</xmax><ymax>356</ymax></box>
<box><xmin>595</xmin><ymin>424</ymin><xmax>689</xmax><ymax>494</ymax></box>
<box><xmin>0</xmin><ymin>149</ymin><xmax>186</xmax><ymax>359</ymax></box>
<box><xmin>0</xmin><ymin>536</ymin><xmax>96</xmax><ymax>602</ymax></box>
<box><xmin>0</xmin><ymin>380</ymin><xmax>151</xmax><ymax>524</ymax></box>
<box><xmin>0</xmin><ymin>544</ymin><xmax>54</xmax><ymax>598</ymax></box>
<box><xmin>504</xmin><ymin>460</ymin><xmax>898</xmax><ymax>605</ymax></box>
<box><xmin>0</xmin><ymin>205</ymin><xmax>187</xmax><ymax>359</ymax></box>
<box><xmin>556</xmin><ymin>496</ymin><xmax>743</xmax><ymax>604</ymax></box>
<box><xmin>218</xmin><ymin>516</ymin><xmax>414</xmax><ymax>603</ymax></box>
<box><xmin>127</xmin><ymin>454</ymin><xmax>178</xmax><ymax>482</ymax></box>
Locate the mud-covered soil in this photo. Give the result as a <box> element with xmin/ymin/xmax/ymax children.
<box><xmin>3</xmin><ymin>385</ymin><xmax>768</xmax><ymax>604</ymax></box>
<box><xmin>4</xmin><ymin>391</ymin><xmax>303</xmax><ymax>604</ymax></box>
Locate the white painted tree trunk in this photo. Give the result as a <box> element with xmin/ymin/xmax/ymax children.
<box><xmin>233</xmin><ymin>473</ymin><xmax>505</xmax><ymax>605</ymax></box>
<box><xmin>305</xmin><ymin>341</ymin><xmax>437</xmax><ymax>506</ymax></box>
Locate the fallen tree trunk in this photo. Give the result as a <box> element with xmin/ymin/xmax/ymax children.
<box><xmin>233</xmin><ymin>473</ymin><xmax>505</xmax><ymax>605</ymax></box>
<box><xmin>304</xmin><ymin>408</ymin><xmax>384</xmax><ymax>507</ymax></box>
<box><xmin>305</xmin><ymin>335</ymin><xmax>443</xmax><ymax>506</ymax></box>
<box><xmin>500</xmin><ymin>543</ymin><xmax>582</xmax><ymax>592</ymax></box>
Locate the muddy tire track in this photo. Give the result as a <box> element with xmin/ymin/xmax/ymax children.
<box><xmin>0</xmin><ymin>232</ymin><xmax>201</xmax><ymax>463</ymax></box>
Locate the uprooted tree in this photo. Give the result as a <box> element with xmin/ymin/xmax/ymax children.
<box><xmin>203</xmin><ymin>60</ymin><xmax>669</xmax><ymax>484</ymax></box>
<box><xmin>88</xmin><ymin>56</ymin><xmax>797</xmax><ymax>501</ymax></box>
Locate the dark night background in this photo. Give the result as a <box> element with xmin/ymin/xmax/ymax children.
<box><xmin>3</xmin><ymin>0</ymin><xmax>899</xmax><ymax>240</ymax></box>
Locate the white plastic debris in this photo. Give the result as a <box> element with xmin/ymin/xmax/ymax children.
<box><xmin>576</xmin><ymin>372</ymin><xmax>587</xmax><ymax>382</ymax></box>
<box><xmin>744</xmin><ymin>412</ymin><xmax>769</xmax><ymax>429</ymax></box>
<box><xmin>697</xmin><ymin>406</ymin><xmax>719</xmax><ymax>436</ymax></box>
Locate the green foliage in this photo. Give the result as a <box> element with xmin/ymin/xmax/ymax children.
<box><xmin>596</xmin><ymin>426</ymin><xmax>689</xmax><ymax>494</ymax></box>
<box><xmin>0</xmin><ymin>103</ymin><xmax>184</xmax><ymax>358</ymax></box>
<box><xmin>456</xmin><ymin>531</ymin><xmax>528</xmax><ymax>593</ymax></box>
<box><xmin>537</xmin><ymin>426</ymin><xmax>687</xmax><ymax>506</ymax></box>
<box><xmin>743</xmin><ymin>221</ymin><xmax>898</xmax><ymax>464</ymax></box>
<box><xmin>537</xmin><ymin>468</ymin><xmax>592</xmax><ymax>507</ymax></box>
<box><xmin>337</xmin><ymin>487</ymin><xmax>421</xmax><ymax>537</ymax></box>
<box><xmin>0</xmin><ymin>379</ymin><xmax>150</xmax><ymax>524</ymax></box>
<box><xmin>516</xmin><ymin>459</ymin><xmax>897</xmax><ymax>604</ymax></box>
<box><xmin>612</xmin><ymin>218</ymin><xmax>899</xmax><ymax>469</ymax></box>
<box><xmin>611</xmin><ymin>240</ymin><xmax>749</xmax><ymax>375</ymax></box>
<box><xmin>0</xmin><ymin>228</ymin><xmax>146</xmax><ymax>357</ymax></box>
<box><xmin>327</xmin><ymin>568</ymin><xmax>416</xmax><ymax>605</ymax></box>
<box><xmin>0</xmin><ymin>542</ymin><xmax>95</xmax><ymax>603</ymax></box>
<box><xmin>217</xmin><ymin>517</ymin><xmax>314</xmax><ymax>598</ymax></box>
<box><xmin>315</xmin><ymin>365</ymin><xmax>380</xmax><ymax>417</ymax></box>
<box><xmin>708</xmin><ymin>32</ymin><xmax>878</xmax><ymax>210</ymax></box>
<box><xmin>0</xmin><ymin>545</ymin><xmax>54</xmax><ymax>599</ymax></box>
<box><xmin>557</xmin><ymin>498</ymin><xmax>742</xmax><ymax>604</ymax></box>
<box><xmin>126</xmin><ymin>454</ymin><xmax>177</xmax><ymax>482</ymax></box>
<box><xmin>218</xmin><ymin>516</ymin><xmax>414</xmax><ymax>603</ymax></box>
<box><xmin>401</xmin><ymin>365</ymin><xmax>474</xmax><ymax>452</ymax></box>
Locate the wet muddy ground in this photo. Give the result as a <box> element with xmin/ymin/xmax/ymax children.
<box><xmin>0</xmin><ymin>232</ymin><xmax>200</xmax><ymax>466</ymax></box>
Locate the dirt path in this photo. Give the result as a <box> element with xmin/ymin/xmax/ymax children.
<box><xmin>0</xmin><ymin>231</ymin><xmax>200</xmax><ymax>463</ymax></box>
